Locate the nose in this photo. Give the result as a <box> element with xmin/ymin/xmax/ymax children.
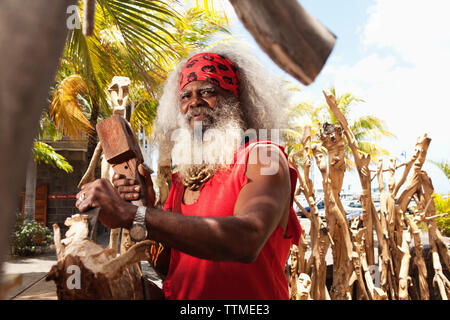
<box><xmin>182</xmin><ymin>93</ymin><xmax>205</xmax><ymax>114</ymax></box>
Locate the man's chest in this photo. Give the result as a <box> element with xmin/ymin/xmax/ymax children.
<box><xmin>177</xmin><ymin>177</ymin><xmax>240</xmax><ymax>217</ymax></box>
<box><xmin>183</xmin><ymin>188</ymin><xmax>201</xmax><ymax>205</ymax></box>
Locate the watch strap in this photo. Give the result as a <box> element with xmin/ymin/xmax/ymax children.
<box><xmin>134</xmin><ymin>206</ymin><xmax>147</xmax><ymax>225</ymax></box>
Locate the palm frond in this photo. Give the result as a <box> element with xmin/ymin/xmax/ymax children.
<box><xmin>49</xmin><ymin>0</ymin><xmax>230</xmax><ymax>144</ymax></box>
<box><xmin>32</xmin><ymin>142</ymin><xmax>74</xmax><ymax>173</ymax></box>
<box><xmin>429</xmin><ymin>159</ymin><xmax>450</xmax><ymax>180</ymax></box>
<box><xmin>352</xmin><ymin>116</ymin><xmax>395</xmax><ymax>141</ymax></box>
<box><xmin>48</xmin><ymin>75</ymin><xmax>94</xmax><ymax>138</ymax></box>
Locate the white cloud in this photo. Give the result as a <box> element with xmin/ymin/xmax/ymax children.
<box><xmin>310</xmin><ymin>0</ymin><xmax>450</xmax><ymax>192</ymax></box>
<box><xmin>363</xmin><ymin>0</ymin><xmax>450</xmax><ymax>64</ymax></box>
<box><xmin>321</xmin><ymin>0</ymin><xmax>450</xmax><ymax>152</ymax></box>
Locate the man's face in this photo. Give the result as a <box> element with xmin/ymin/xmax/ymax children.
<box><xmin>179</xmin><ymin>80</ymin><xmax>230</xmax><ymax>129</ymax></box>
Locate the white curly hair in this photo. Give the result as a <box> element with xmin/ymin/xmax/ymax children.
<box><xmin>152</xmin><ymin>40</ymin><xmax>291</xmax><ymax>166</ymax></box>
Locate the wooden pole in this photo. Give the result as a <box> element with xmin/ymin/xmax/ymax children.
<box><xmin>229</xmin><ymin>0</ymin><xmax>336</xmax><ymax>85</ymax></box>
<box><xmin>0</xmin><ymin>0</ymin><xmax>76</xmax><ymax>286</ymax></box>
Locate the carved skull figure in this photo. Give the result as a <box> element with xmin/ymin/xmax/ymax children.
<box><xmin>108</xmin><ymin>76</ymin><xmax>131</xmax><ymax>116</ymax></box>
<box><xmin>297</xmin><ymin>273</ymin><xmax>312</xmax><ymax>300</ymax></box>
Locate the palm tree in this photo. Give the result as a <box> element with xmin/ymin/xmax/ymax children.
<box><xmin>47</xmin><ymin>1</ymin><xmax>230</xmax><ymax>157</ymax></box>
<box><xmin>24</xmin><ymin>1</ymin><xmax>229</xmax><ymax>223</ymax></box>
<box><xmin>429</xmin><ymin>159</ymin><xmax>450</xmax><ymax>180</ymax></box>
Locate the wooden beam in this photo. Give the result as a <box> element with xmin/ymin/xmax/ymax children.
<box><xmin>229</xmin><ymin>0</ymin><xmax>336</xmax><ymax>85</ymax></box>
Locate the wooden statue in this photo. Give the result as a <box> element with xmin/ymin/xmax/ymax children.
<box><xmin>323</xmin><ymin>91</ymin><xmax>375</xmax><ymax>266</ymax></box>
<box><xmin>296</xmin><ymin>273</ymin><xmax>313</xmax><ymax>300</ymax></box>
<box><xmin>313</xmin><ymin>129</ymin><xmax>354</xmax><ymax>300</ymax></box>
<box><xmin>287</xmin><ymin>90</ymin><xmax>449</xmax><ymax>300</ymax></box>
<box><xmin>78</xmin><ymin>76</ymin><xmax>134</xmax><ymax>255</ymax></box>
<box><xmin>375</xmin><ymin>158</ymin><xmax>397</xmax><ymax>298</ymax></box>
<box><xmin>289</xmin><ymin>245</ymin><xmax>299</xmax><ymax>300</ymax></box>
<box><xmin>46</xmin><ymin>214</ymin><xmax>153</xmax><ymax>299</ymax></box>
<box><xmin>406</xmin><ymin>215</ymin><xmax>429</xmax><ymax>300</ymax></box>
<box><xmin>296</xmin><ymin>127</ymin><xmax>331</xmax><ymax>300</ymax></box>
<box><xmin>420</xmin><ymin>172</ymin><xmax>450</xmax><ymax>299</ymax></box>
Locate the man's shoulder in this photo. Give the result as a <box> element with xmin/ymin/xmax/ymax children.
<box><xmin>243</xmin><ymin>140</ymin><xmax>290</xmax><ymax>178</ymax></box>
<box><xmin>238</xmin><ymin>139</ymin><xmax>286</xmax><ymax>160</ymax></box>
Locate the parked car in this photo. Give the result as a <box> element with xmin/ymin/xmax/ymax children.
<box><xmin>296</xmin><ymin>199</ymin><xmax>326</xmax><ymax>219</ymax></box>
<box><xmin>343</xmin><ymin>200</ymin><xmax>362</xmax><ymax>221</ymax></box>
<box><xmin>304</xmin><ymin>199</ymin><xmax>325</xmax><ymax>212</ymax></box>
<box><xmin>346</xmin><ymin>211</ymin><xmax>362</xmax><ymax>221</ymax></box>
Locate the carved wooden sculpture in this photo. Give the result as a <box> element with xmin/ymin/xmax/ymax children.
<box><xmin>375</xmin><ymin>159</ymin><xmax>398</xmax><ymax>298</ymax></box>
<box><xmin>289</xmin><ymin>245</ymin><xmax>299</xmax><ymax>300</ymax></box>
<box><xmin>349</xmin><ymin>221</ymin><xmax>381</xmax><ymax>300</ymax></box>
<box><xmin>323</xmin><ymin>91</ymin><xmax>375</xmax><ymax>266</ymax></box>
<box><xmin>406</xmin><ymin>215</ymin><xmax>430</xmax><ymax>300</ymax></box>
<box><xmin>46</xmin><ymin>214</ymin><xmax>153</xmax><ymax>299</ymax></box>
<box><xmin>420</xmin><ymin>172</ymin><xmax>450</xmax><ymax>299</ymax></box>
<box><xmin>313</xmin><ymin>127</ymin><xmax>354</xmax><ymax>300</ymax></box>
<box><xmin>296</xmin><ymin>127</ymin><xmax>331</xmax><ymax>300</ymax></box>
<box><xmin>420</xmin><ymin>170</ymin><xmax>450</xmax><ymax>273</ymax></box>
<box><xmin>296</xmin><ymin>273</ymin><xmax>313</xmax><ymax>300</ymax></box>
<box><xmin>288</xmin><ymin>91</ymin><xmax>449</xmax><ymax>300</ymax></box>
<box><xmin>78</xmin><ymin>76</ymin><xmax>131</xmax><ymax>188</ymax></box>
<box><xmin>78</xmin><ymin>76</ymin><xmax>134</xmax><ymax>255</ymax></box>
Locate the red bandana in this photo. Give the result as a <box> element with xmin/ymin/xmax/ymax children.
<box><xmin>179</xmin><ymin>52</ymin><xmax>240</xmax><ymax>97</ymax></box>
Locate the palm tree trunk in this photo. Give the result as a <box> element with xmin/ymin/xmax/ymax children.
<box><xmin>0</xmin><ymin>0</ymin><xmax>75</xmax><ymax>286</ymax></box>
<box><xmin>24</xmin><ymin>157</ymin><xmax>37</xmax><ymax>224</ymax></box>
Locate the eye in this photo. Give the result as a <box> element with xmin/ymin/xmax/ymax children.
<box><xmin>180</xmin><ymin>92</ymin><xmax>191</xmax><ymax>100</ymax></box>
<box><xmin>201</xmin><ymin>88</ymin><xmax>215</xmax><ymax>96</ymax></box>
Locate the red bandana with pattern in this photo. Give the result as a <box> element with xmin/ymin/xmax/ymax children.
<box><xmin>179</xmin><ymin>52</ymin><xmax>240</xmax><ymax>97</ymax></box>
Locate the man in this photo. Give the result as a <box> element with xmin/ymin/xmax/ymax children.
<box><xmin>76</xmin><ymin>42</ymin><xmax>302</xmax><ymax>300</ymax></box>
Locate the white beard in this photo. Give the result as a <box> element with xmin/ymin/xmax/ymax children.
<box><xmin>171</xmin><ymin>96</ymin><xmax>245</xmax><ymax>180</ymax></box>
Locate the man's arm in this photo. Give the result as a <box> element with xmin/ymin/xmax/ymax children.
<box><xmin>144</xmin><ymin>144</ymin><xmax>291</xmax><ymax>263</ymax></box>
<box><xmin>77</xmin><ymin>145</ymin><xmax>291</xmax><ymax>263</ymax></box>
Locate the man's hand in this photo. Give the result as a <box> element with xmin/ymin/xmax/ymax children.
<box><xmin>76</xmin><ymin>179</ymin><xmax>136</xmax><ymax>229</ymax></box>
<box><xmin>112</xmin><ymin>164</ymin><xmax>156</xmax><ymax>207</ymax></box>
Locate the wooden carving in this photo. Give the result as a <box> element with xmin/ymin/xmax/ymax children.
<box><xmin>285</xmin><ymin>90</ymin><xmax>449</xmax><ymax>300</ymax></box>
<box><xmin>46</xmin><ymin>214</ymin><xmax>153</xmax><ymax>299</ymax></box>
<box><xmin>296</xmin><ymin>127</ymin><xmax>331</xmax><ymax>300</ymax></box>
<box><xmin>296</xmin><ymin>273</ymin><xmax>313</xmax><ymax>300</ymax></box>
<box><xmin>323</xmin><ymin>91</ymin><xmax>375</xmax><ymax>266</ymax></box>
<box><xmin>314</xmin><ymin>123</ymin><xmax>358</xmax><ymax>300</ymax></box>
<box><xmin>78</xmin><ymin>76</ymin><xmax>136</xmax><ymax>256</ymax></box>
<box><xmin>289</xmin><ymin>245</ymin><xmax>299</xmax><ymax>300</ymax></box>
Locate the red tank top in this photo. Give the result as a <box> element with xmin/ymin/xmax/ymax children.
<box><xmin>162</xmin><ymin>140</ymin><xmax>302</xmax><ymax>300</ymax></box>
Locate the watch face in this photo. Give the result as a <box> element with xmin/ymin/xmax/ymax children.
<box><xmin>130</xmin><ymin>224</ymin><xmax>147</xmax><ymax>242</ymax></box>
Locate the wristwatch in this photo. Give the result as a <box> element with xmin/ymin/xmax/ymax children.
<box><xmin>129</xmin><ymin>206</ymin><xmax>148</xmax><ymax>242</ymax></box>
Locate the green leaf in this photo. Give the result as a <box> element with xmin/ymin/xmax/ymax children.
<box><xmin>32</xmin><ymin>141</ymin><xmax>73</xmax><ymax>173</ymax></box>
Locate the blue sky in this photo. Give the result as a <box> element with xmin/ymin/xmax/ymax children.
<box><xmin>218</xmin><ymin>0</ymin><xmax>450</xmax><ymax>194</ymax></box>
